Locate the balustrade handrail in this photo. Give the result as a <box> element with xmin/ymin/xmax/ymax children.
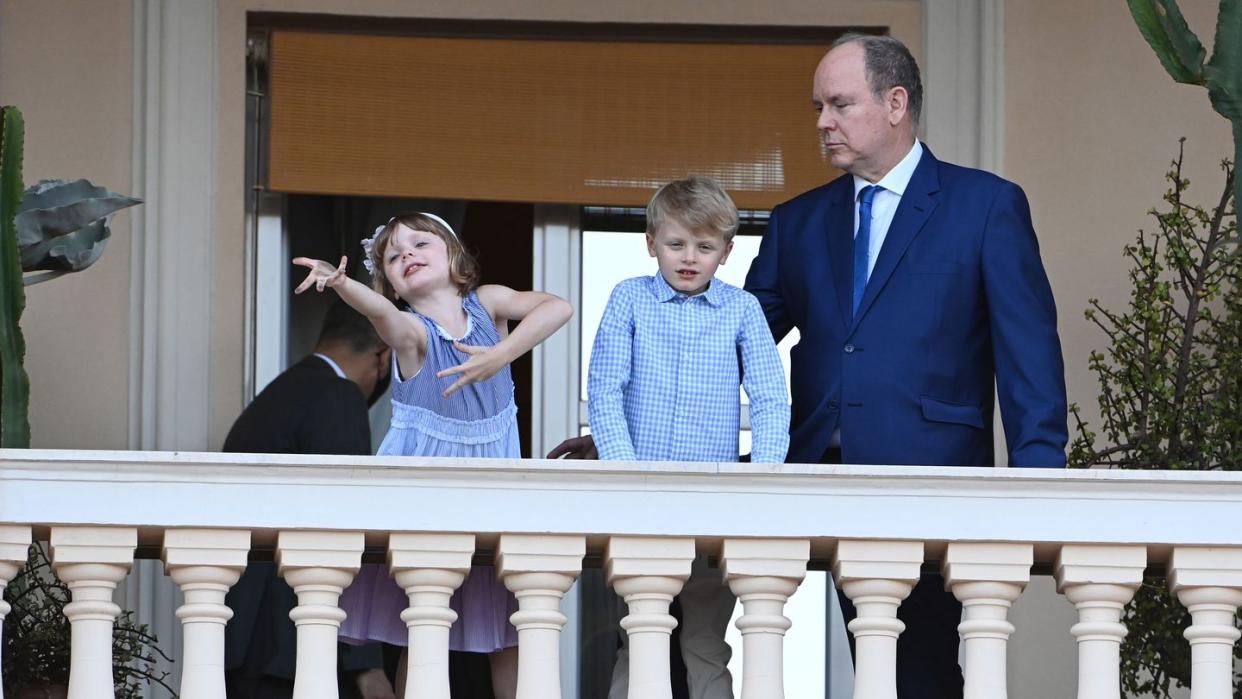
<box><xmin>3</xmin><ymin>448</ymin><xmax>1241</xmax><ymax>560</ymax></box>
<box><xmin>5</xmin><ymin>448</ymin><xmax>1242</xmax><ymax>699</ymax></box>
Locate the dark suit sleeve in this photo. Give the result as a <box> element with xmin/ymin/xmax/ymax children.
<box><xmin>299</xmin><ymin>380</ymin><xmax>373</xmax><ymax>456</ymax></box>
<box><xmin>745</xmin><ymin>207</ymin><xmax>795</xmax><ymax>343</ymax></box>
<box><xmin>981</xmin><ymin>182</ymin><xmax>1068</xmax><ymax>467</ymax></box>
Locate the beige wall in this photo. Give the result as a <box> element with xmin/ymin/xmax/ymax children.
<box><xmin>1006</xmin><ymin>0</ymin><xmax>1233</xmax><ymax>432</ymax></box>
<box><xmin>0</xmin><ymin>0</ymin><xmax>134</xmax><ymax>449</ymax></box>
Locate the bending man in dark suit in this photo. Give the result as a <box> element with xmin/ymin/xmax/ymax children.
<box><xmin>550</xmin><ymin>33</ymin><xmax>1067</xmax><ymax>699</ymax></box>
<box><xmin>223</xmin><ymin>299</ymin><xmax>395</xmax><ymax>699</ymax></box>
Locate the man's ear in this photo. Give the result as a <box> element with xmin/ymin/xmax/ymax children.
<box><xmin>887</xmin><ymin>86</ymin><xmax>909</xmax><ymax>127</ymax></box>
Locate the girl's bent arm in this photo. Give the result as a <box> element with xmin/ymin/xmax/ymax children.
<box><xmin>292</xmin><ymin>256</ymin><xmax>423</xmax><ymax>353</ymax></box>
<box><xmin>437</xmin><ymin>285</ymin><xmax>573</xmax><ymax>396</ymax></box>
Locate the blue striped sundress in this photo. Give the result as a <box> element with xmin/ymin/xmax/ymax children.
<box><xmin>339</xmin><ymin>291</ymin><xmax>520</xmax><ymax>653</ymax></box>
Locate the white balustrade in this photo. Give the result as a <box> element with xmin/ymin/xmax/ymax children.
<box><xmin>496</xmin><ymin>534</ymin><xmax>586</xmax><ymax>699</ymax></box>
<box><xmin>388</xmin><ymin>532</ymin><xmax>475</xmax><ymax>699</ymax></box>
<box><xmin>49</xmin><ymin>526</ymin><xmax>138</xmax><ymax>699</ymax></box>
<box><xmin>0</xmin><ymin>525</ymin><xmax>32</xmax><ymax>693</ymax></box>
<box><xmin>161</xmin><ymin>528</ymin><xmax>251</xmax><ymax>699</ymax></box>
<box><xmin>1167</xmin><ymin>546</ymin><xmax>1242</xmax><ymax>699</ymax></box>
<box><xmin>941</xmin><ymin>542</ymin><xmax>1033</xmax><ymax>699</ymax></box>
<box><xmin>605</xmin><ymin>536</ymin><xmax>696</xmax><ymax>699</ymax></box>
<box><xmin>276</xmin><ymin>530</ymin><xmax>365</xmax><ymax>699</ymax></box>
<box><xmin>1054</xmin><ymin>544</ymin><xmax>1147</xmax><ymax>699</ymax></box>
<box><xmin>833</xmin><ymin>539</ymin><xmax>924</xmax><ymax>699</ymax></box>
<box><xmin>6</xmin><ymin>451</ymin><xmax>1242</xmax><ymax>698</ymax></box>
<box><xmin>721</xmin><ymin>538</ymin><xmax>810</xmax><ymax>699</ymax></box>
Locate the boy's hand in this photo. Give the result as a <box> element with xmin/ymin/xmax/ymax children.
<box><xmin>546</xmin><ymin>435</ymin><xmax>598</xmax><ymax>460</ymax></box>
<box><xmin>436</xmin><ymin>341</ymin><xmax>511</xmax><ymax>397</ymax></box>
<box><xmin>293</xmin><ymin>256</ymin><xmax>348</xmax><ymax>294</ymax></box>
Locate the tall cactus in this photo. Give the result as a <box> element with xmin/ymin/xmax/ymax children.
<box><xmin>1128</xmin><ymin>0</ymin><xmax>1242</xmax><ymax>213</ymax></box>
<box><xmin>0</xmin><ymin>106</ymin><xmax>31</xmax><ymax>448</ymax></box>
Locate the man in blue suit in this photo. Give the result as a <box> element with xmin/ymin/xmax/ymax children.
<box><xmin>742</xmin><ymin>34</ymin><xmax>1066</xmax><ymax>697</ymax></box>
<box><xmin>550</xmin><ymin>32</ymin><xmax>1067</xmax><ymax>698</ymax></box>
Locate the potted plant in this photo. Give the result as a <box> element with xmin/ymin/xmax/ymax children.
<box><xmin>0</xmin><ymin>106</ymin><xmax>167</xmax><ymax>696</ymax></box>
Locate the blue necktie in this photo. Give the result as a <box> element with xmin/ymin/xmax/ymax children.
<box><xmin>852</xmin><ymin>185</ymin><xmax>879</xmax><ymax>318</ymax></box>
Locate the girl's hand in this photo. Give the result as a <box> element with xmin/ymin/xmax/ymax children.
<box><xmin>436</xmin><ymin>341</ymin><xmax>512</xmax><ymax>397</ymax></box>
<box><xmin>293</xmin><ymin>256</ymin><xmax>348</xmax><ymax>293</ymax></box>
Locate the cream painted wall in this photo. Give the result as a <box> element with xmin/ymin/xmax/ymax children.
<box><xmin>1004</xmin><ymin>3</ymin><xmax>1231</xmax><ymax>698</ymax></box>
<box><xmin>1006</xmin><ymin>0</ymin><xmax>1233</xmax><ymax>431</ymax></box>
<box><xmin>0</xmin><ymin>0</ymin><xmax>134</xmax><ymax>449</ymax></box>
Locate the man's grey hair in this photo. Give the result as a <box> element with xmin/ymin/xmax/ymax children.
<box><xmin>832</xmin><ymin>33</ymin><xmax>923</xmax><ymax>128</ymax></box>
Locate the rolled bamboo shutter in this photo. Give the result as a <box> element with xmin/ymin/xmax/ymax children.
<box><xmin>268</xmin><ymin>30</ymin><xmax>839</xmax><ymax>209</ymax></box>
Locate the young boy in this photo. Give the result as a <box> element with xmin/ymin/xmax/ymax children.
<box><xmin>588</xmin><ymin>176</ymin><xmax>790</xmax><ymax>699</ymax></box>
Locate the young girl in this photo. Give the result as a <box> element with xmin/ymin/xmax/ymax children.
<box><xmin>293</xmin><ymin>212</ymin><xmax>573</xmax><ymax>699</ymax></box>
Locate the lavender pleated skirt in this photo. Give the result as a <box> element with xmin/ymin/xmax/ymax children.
<box><xmin>339</xmin><ymin>563</ymin><xmax>518</xmax><ymax>653</ymax></box>
<box><xmin>338</xmin><ymin>399</ymin><xmax>521</xmax><ymax>653</ymax></box>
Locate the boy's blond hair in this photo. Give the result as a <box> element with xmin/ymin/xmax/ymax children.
<box><xmin>646</xmin><ymin>176</ymin><xmax>739</xmax><ymax>242</ymax></box>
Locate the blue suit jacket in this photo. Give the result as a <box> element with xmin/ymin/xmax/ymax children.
<box><xmin>745</xmin><ymin>147</ymin><xmax>1068</xmax><ymax>467</ymax></box>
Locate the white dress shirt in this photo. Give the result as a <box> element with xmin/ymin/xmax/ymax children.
<box><xmin>852</xmin><ymin>140</ymin><xmax>925</xmax><ymax>282</ymax></box>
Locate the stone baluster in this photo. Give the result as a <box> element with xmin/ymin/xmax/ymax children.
<box><xmin>388</xmin><ymin>533</ymin><xmax>475</xmax><ymax>699</ymax></box>
<box><xmin>833</xmin><ymin>539</ymin><xmax>924</xmax><ymax>699</ymax></box>
<box><xmin>941</xmin><ymin>542</ymin><xmax>1033</xmax><ymax>699</ymax></box>
<box><xmin>276</xmin><ymin>530</ymin><xmax>365</xmax><ymax>699</ymax></box>
<box><xmin>496</xmin><ymin>534</ymin><xmax>587</xmax><ymax>699</ymax></box>
<box><xmin>0</xmin><ymin>526</ymin><xmax>33</xmax><ymax>693</ymax></box>
<box><xmin>720</xmin><ymin>538</ymin><xmax>811</xmax><ymax>699</ymax></box>
<box><xmin>1167</xmin><ymin>546</ymin><xmax>1242</xmax><ymax>699</ymax></box>
<box><xmin>162</xmin><ymin>528</ymin><xmax>252</xmax><ymax>699</ymax></box>
<box><xmin>50</xmin><ymin>526</ymin><xmax>138</xmax><ymax>699</ymax></box>
<box><xmin>1054</xmin><ymin>544</ymin><xmax>1146</xmax><ymax>699</ymax></box>
<box><xmin>605</xmin><ymin>536</ymin><xmax>696</xmax><ymax>699</ymax></box>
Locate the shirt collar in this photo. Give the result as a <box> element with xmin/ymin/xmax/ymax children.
<box><xmin>312</xmin><ymin>353</ymin><xmax>347</xmax><ymax>379</ymax></box>
<box><xmin>649</xmin><ymin>272</ymin><xmax>724</xmax><ymax>307</ymax></box>
<box><xmin>853</xmin><ymin>140</ymin><xmax>924</xmax><ymax>200</ymax></box>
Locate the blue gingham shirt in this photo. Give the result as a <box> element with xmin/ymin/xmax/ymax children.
<box><xmin>588</xmin><ymin>274</ymin><xmax>790</xmax><ymax>463</ymax></box>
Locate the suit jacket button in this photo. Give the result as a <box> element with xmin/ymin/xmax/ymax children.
<box><xmin>844</xmin><ymin>344</ymin><xmax>855</xmax><ymax>353</ymax></box>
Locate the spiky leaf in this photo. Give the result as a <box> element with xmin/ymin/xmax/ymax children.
<box><xmin>14</xmin><ymin>179</ymin><xmax>140</xmax><ymax>273</ymax></box>
<box><xmin>1127</xmin><ymin>0</ymin><xmax>1207</xmax><ymax>84</ymax></box>
<box><xmin>1204</xmin><ymin>0</ymin><xmax>1242</xmax><ymax>121</ymax></box>
<box><xmin>0</xmin><ymin>106</ymin><xmax>31</xmax><ymax>448</ymax></box>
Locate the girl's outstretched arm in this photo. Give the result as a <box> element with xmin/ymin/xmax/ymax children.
<box><xmin>438</xmin><ymin>284</ymin><xmax>573</xmax><ymax>396</ymax></box>
<box><xmin>292</xmin><ymin>256</ymin><xmax>424</xmax><ymax>353</ymax></box>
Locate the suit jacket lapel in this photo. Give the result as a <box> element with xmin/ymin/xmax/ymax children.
<box><xmin>850</xmin><ymin>148</ymin><xmax>942</xmax><ymax>331</ymax></box>
<box><xmin>826</xmin><ymin>181</ymin><xmax>855</xmax><ymax>330</ymax></box>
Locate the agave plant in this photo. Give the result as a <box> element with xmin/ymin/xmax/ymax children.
<box><xmin>0</xmin><ymin>105</ymin><xmax>141</xmax><ymax>448</ymax></box>
<box><xmin>1128</xmin><ymin>0</ymin><xmax>1241</xmax><ymax>215</ymax></box>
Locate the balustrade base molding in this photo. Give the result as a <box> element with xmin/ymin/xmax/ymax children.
<box><xmin>161</xmin><ymin>528</ymin><xmax>251</xmax><ymax>699</ymax></box>
<box><xmin>941</xmin><ymin>542</ymin><xmax>1033</xmax><ymax>699</ymax></box>
<box><xmin>833</xmin><ymin>539</ymin><xmax>923</xmax><ymax>699</ymax></box>
<box><xmin>0</xmin><ymin>526</ymin><xmax>33</xmax><ymax>693</ymax></box>
<box><xmin>605</xmin><ymin>536</ymin><xmax>696</xmax><ymax>699</ymax></box>
<box><xmin>388</xmin><ymin>532</ymin><xmax>475</xmax><ymax>699</ymax></box>
<box><xmin>496</xmin><ymin>534</ymin><xmax>586</xmax><ymax>699</ymax></box>
<box><xmin>49</xmin><ymin>526</ymin><xmax>138</xmax><ymax>699</ymax></box>
<box><xmin>276</xmin><ymin>530</ymin><xmax>365</xmax><ymax>699</ymax></box>
<box><xmin>720</xmin><ymin>538</ymin><xmax>810</xmax><ymax>699</ymax></box>
<box><xmin>1054</xmin><ymin>544</ymin><xmax>1146</xmax><ymax>699</ymax></box>
<box><xmin>1167</xmin><ymin>546</ymin><xmax>1242</xmax><ymax>699</ymax></box>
